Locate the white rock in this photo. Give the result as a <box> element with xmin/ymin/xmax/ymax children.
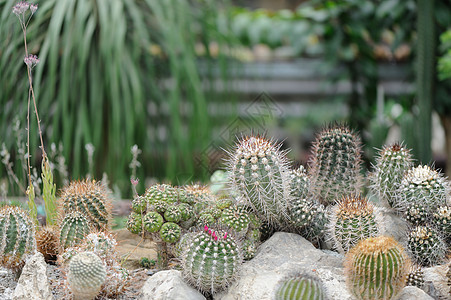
<box><xmin>215</xmin><ymin>232</ymin><xmax>352</xmax><ymax>300</ymax></box>
<box><xmin>12</xmin><ymin>252</ymin><xmax>52</xmax><ymax>300</ymax></box>
<box><xmin>397</xmin><ymin>286</ymin><xmax>434</xmax><ymax>300</ymax></box>
<box><xmin>139</xmin><ymin>270</ymin><xmax>205</xmax><ymax>300</ymax></box>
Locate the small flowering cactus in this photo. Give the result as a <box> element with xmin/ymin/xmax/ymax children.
<box><xmin>182</xmin><ymin>226</ymin><xmax>242</xmax><ymax>294</ymax></box>
<box><xmin>407</xmin><ymin>225</ymin><xmax>447</xmax><ymax>266</ymax></box>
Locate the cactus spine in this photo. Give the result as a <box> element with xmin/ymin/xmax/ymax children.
<box><xmin>328</xmin><ymin>195</ymin><xmax>380</xmax><ymax>253</ymax></box>
<box><xmin>68</xmin><ymin>251</ymin><xmax>106</xmax><ymax>300</ymax></box>
<box><xmin>275</xmin><ymin>273</ymin><xmax>326</xmax><ymax>300</ymax></box>
<box><xmin>308</xmin><ymin>124</ymin><xmax>364</xmax><ymax>205</ymax></box>
<box><xmin>182</xmin><ymin>226</ymin><xmax>242</xmax><ymax>294</ymax></box>
<box><xmin>369</xmin><ymin>143</ymin><xmax>413</xmax><ymax>208</ymax></box>
<box><xmin>60</xmin><ymin>179</ymin><xmax>112</xmax><ymax>230</ymax></box>
<box><xmin>344</xmin><ymin>236</ymin><xmax>410</xmax><ymax>300</ymax></box>
<box><xmin>227</xmin><ymin>135</ymin><xmax>292</xmax><ymax>228</ymax></box>
<box><xmin>0</xmin><ymin>206</ymin><xmax>36</xmax><ymax>271</ymax></box>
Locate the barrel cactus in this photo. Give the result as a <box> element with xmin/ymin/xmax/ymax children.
<box><xmin>68</xmin><ymin>251</ymin><xmax>106</xmax><ymax>300</ymax></box>
<box><xmin>60</xmin><ymin>179</ymin><xmax>112</xmax><ymax>230</ymax></box>
<box><xmin>369</xmin><ymin>143</ymin><xmax>413</xmax><ymax>208</ymax></box>
<box><xmin>182</xmin><ymin>226</ymin><xmax>242</xmax><ymax>294</ymax></box>
<box><xmin>395</xmin><ymin>165</ymin><xmax>450</xmax><ymax>213</ymax></box>
<box><xmin>308</xmin><ymin>124</ymin><xmax>364</xmax><ymax>205</ymax></box>
<box><xmin>0</xmin><ymin>206</ymin><xmax>36</xmax><ymax>271</ymax></box>
<box><xmin>328</xmin><ymin>195</ymin><xmax>380</xmax><ymax>253</ymax></box>
<box><xmin>344</xmin><ymin>236</ymin><xmax>411</xmax><ymax>300</ymax></box>
<box><xmin>407</xmin><ymin>225</ymin><xmax>447</xmax><ymax>266</ymax></box>
<box><xmin>59</xmin><ymin>211</ymin><xmax>91</xmax><ymax>249</ymax></box>
<box><xmin>226</xmin><ymin>135</ymin><xmax>292</xmax><ymax>229</ymax></box>
<box><xmin>275</xmin><ymin>272</ymin><xmax>327</xmax><ymax>300</ymax></box>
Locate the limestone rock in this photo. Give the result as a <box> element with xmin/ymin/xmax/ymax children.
<box><xmin>397</xmin><ymin>286</ymin><xmax>434</xmax><ymax>300</ymax></box>
<box><xmin>139</xmin><ymin>270</ymin><xmax>205</xmax><ymax>300</ymax></box>
<box><xmin>114</xmin><ymin>228</ymin><xmax>157</xmax><ymax>270</ymax></box>
<box><xmin>215</xmin><ymin>232</ymin><xmax>352</xmax><ymax>300</ymax></box>
<box><xmin>12</xmin><ymin>252</ymin><xmax>52</xmax><ymax>300</ymax></box>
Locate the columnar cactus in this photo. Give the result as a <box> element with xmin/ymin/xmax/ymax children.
<box><xmin>369</xmin><ymin>143</ymin><xmax>413</xmax><ymax>208</ymax></box>
<box><xmin>68</xmin><ymin>251</ymin><xmax>106</xmax><ymax>300</ymax></box>
<box><xmin>407</xmin><ymin>225</ymin><xmax>447</xmax><ymax>266</ymax></box>
<box><xmin>396</xmin><ymin>165</ymin><xmax>450</xmax><ymax>213</ymax></box>
<box><xmin>0</xmin><ymin>206</ymin><xmax>36</xmax><ymax>271</ymax></box>
<box><xmin>60</xmin><ymin>179</ymin><xmax>112</xmax><ymax>230</ymax></box>
<box><xmin>328</xmin><ymin>195</ymin><xmax>380</xmax><ymax>253</ymax></box>
<box><xmin>344</xmin><ymin>236</ymin><xmax>411</xmax><ymax>300</ymax></box>
<box><xmin>59</xmin><ymin>211</ymin><xmax>91</xmax><ymax>249</ymax></box>
<box><xmin>226</xmin><ymin>135</ymin><xmax>292</xmax><ymax>228</ymax></box>
<box><xmin>275</xmin><ymin>273</ymin><xmax>326</xmax><ymax>300</ymax></box>
<box><xmin>182</xmin><ymin>226</ymin><xmax>242</xmax><ymax>294</ymax></box>
<box><xmin>308</xmin><ymin>124</ymin><xmax>364</xmax><ymax>205</ymax></box>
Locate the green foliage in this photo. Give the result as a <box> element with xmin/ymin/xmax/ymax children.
<box><xmin>182</xmin><ymin>226</ymin><xmax>242</xmax><ymax>294</ymax></box>
<box><xmin>0</xmin><ymin>205</ymin><xmax>36</xmax><ymax>271</ymax></box>
<box><xmin>308</xmin><ymin>125</ymin><xmax>363</xmax><ymax>205</ymax></box>
<box><xmin>275</xmin><ymin>273</ymin><xmax>326</xmax><ymax>300</ymax></box>
<box><xmin>438</xmin><ymin>29</ymin><xmax>451</xmax><ymax>80</ymax></box>
<box><xmin>59</xmin><ymin>211</ymin><xmax>91</xmax><ymax>249</ymax></box>
<box><xmin>41</xmin><ymin>158</ymin><xmax>57</xmax><ymax>226</ymax></box>
<box><xmin>344</xmin><ymin>236</ymin><xmax>410</xmax><ymax>300</ymax></box>
<box><xmin>68</xmin><ymin>251</ymin><xmax>106</xmax><ymax>300</ymax></box>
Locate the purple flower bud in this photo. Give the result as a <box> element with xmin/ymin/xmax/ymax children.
<box><xmin>12</xmin><ymin>1</ymin><xmax>29</xmax><ymax>16</ymax></box>
<box><xmin>204</xmin><ymin>225</ymin><xmax>208</xmax><ymax>232</ymax></box>
<box><xmin>30</xmin><ymin>3</ymin><xmax>38</xmax><ymax>14</ymax></box>
<box><xmin>130</xmin><ymin>177</ymin><xmax>139</xmax><ymax>186</ymax></box>
<box><xmin>223</xmin><ymin>232</ymin><xmax>227</xmax><ymax>239</ymax></box>
<box><xmin>24</xmin><ymin>54</ymin><xmax>39</xmax><ymax>68</ymax></box>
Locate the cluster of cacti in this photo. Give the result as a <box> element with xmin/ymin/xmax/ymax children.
<box><xmin>59</xmin><ymin>179</ymin><xmax>112</xmax><ymax>230</ymax></box>
<box><xmin>0</xmin><ymin>205</ymin><xmax>36</xmax><ymax>272</ymax></box>
<box><xmin>369</xmin><ymin>143</ymin><xmax>413</xmax><ymax>208</ymax></box>
<box><xmin>327</xmin><ymin>195</ymin><xmax>380</xmax><ymax>253</ymax></box>
<box><xmin>308</xmin><ymin>125</ymin><xmax>364</xmax><ymax>205</ymax></box>
<box><xmin>67</xmin><ymin>251</ymin><xmax>106</xmax><ymax>300</ymax></box>
<box><xmin>182</xmin><ymin>225</ymin><xmax>242</xmax><ymax>294</ymax></box>
<box><xmin>344</xmin><ymin>236</ymin><xmax>411</xmax><ymax>300</ymax></box>
<box><xmin>406</xmin><ymin>225</ymin><xmax>447</xmax><ymax>266</ymax></box>
<box><xmin>226</xmin><ymin>135</ymin><xmax>292</xmax><ymax>229</ymax></box>
<box><xmin>275</xmin><ymin>272</ymin><xmax>326</xmax><ymax>300</ymax></box>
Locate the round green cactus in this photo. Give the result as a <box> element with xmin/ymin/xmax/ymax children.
<box><xmin>405</xmin><ymin>203</ymin><xmax>429</xmax><ymax>225</ymax></box>
<box><xmin>396</xmin><ymin>165</ymin><xmax>450</xmax><ymax>213</ymax></box>
<box><xmin>197</xmin><ymin>213</ymin><xmax>215</xmax><ymax>227</ymax></box>
<box><xmin>275</xmin><ymin>273</ymin><xmax>326</xmax><ymax>300</ymax></box>
<box><xmin>215</xmin><ymin>197</ymin><xmax>233</xmax><ymax>210</ymax></box>
<box><xmin>308</xmin><ymin>124</ymin><xmax>364</xmax><ymax>205</ymax></box>
<box><xmin>220</xmin><ymin>206</ymin><xmax>251</xmax><ymax>235</ymax></box>
<box><xmin>344</xmin><ymin>236</ymin><xmax>411</xmax><ymax>300</ymax></box>
<box><xmin>369</xmin><ymin>143</ymin><xmax>413</xmax><ymax>208</ymax></box>
<box><xmin>328</xmin><ymin>195</ymin><xmax>380</xmax><ymax>254</ymax></box>
<box><xmin>178</xmin><ymin>203</ymin><xmax>194</xmax><ymax>222</ymax></box>
<box><xmin>242</xmin><ymin>239</ymin><xmax>258</xmax><ymax>261</ymax></box>
<box><xmin>131</xmin><ymin>195</ymin><xmax>147</xmax><ymax>213</ymax></box>
<box><xmin>60</xmin><ymin>179</ymin><xmax>112</xmax><ymax>230</ymax></box>
<box><xmin>432</xmin><ymin>205</ymin><xmax>451</xmax><ymax>240</ymax></box>
<box><xmin>182</xmin><ymin>226</ymin><xmax>242</xmax><ymax>294</ymax></box>
<box><xmin>143</xmin><ymin>211</ymin><xmax>164</xmax><ymax>233</ymax></box>
<box><xmin>227</xmin><ymin>135</ymin><xmax>292</xmax><ymax>228</ymax></box>
<box><xmin>145</xmin><ymin>184</ymin><xmax>179</xmax><ymax>205</ymax></box>
<box><xmin>164</xmin><ymin>205</ymin><xmax>182</xmax><ymax>223</ymax></box>
<box><xmin>289</xmin><ymin>165</ymin><xmax>310</xmax><ymax>200</ymax></box>
<box><xmin>0</xmin><ymin>206</ymin><xmax>36</xmax><ymax>271</ymax></box>
<box><xmin>126</xmin><ymin>212</ymin><xmax>143</xmax><ymax>235</ymax></box>
<box><xmin>68</xmin><ymin>251</ymin><xmax>106</xmax><ymax>300</ymax></box>
<box><xmin>60</xmin><ymin>211</ymin><xmax>91</xmax><ymax>249</ymax></box>
<box><xmin>159</xmin><ymin>222</ymin><xmax>182</xmax><ymax>243</ymax></box>
<box><xmin>407</xmin><ymin>225</ymin><xmax>447</xmax><ymax>266</ymax></box>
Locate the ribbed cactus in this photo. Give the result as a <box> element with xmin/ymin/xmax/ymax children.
<box><xmin>275</xmin><ymin>273</ymin><xmax>326</xmax><ymax>300</ymax></box>
<box><xmin>344</xmin><ymin>236</ymin><xmax>411</xmax><ymax>300</ymax></box>
<box><xmin>289</xmin><ymin>165</ymin><xmax>310</xmax><ymax>200</ymax></box>
<box><xmin>59</xmin><ymin>211</ymin><xmax>91</xmax><ymax>249</ymax></box>
<box><xmin>126</xmin><ymin>211</ymin><xmax>142</xmax><ymax>235</ymax></box>
<box><xmin>36</xmin><ymin>225</ymin><xmax>59</xmax><ymax>263</ymax></box>
<box><xmin>60</xmin><ymin>179</ymin><xmax>112</xmax><ymax>230</ymax></box>
<box><xmin>407</xmin><ymin>225</ymin><xmax>447</xmax><ymax>266</ymax></box>
<box><xmin>369</xmin><ymin>143</ymin><xmax>413</xmax><ymax>208</ymax></box>
<box><xmin>68</xmin><ymin>251</ymin><xmax>106</xmax><ymax>300</ymax></box>
<box><xmin>182</xmin><ymin>226</ymin><xmax>242</xmax><ymax>294</ymax></box>
<box><xmin>396</xmin><ymin>165</ymin><xmax>450</xmax><ymax>213</ymax></box>
<box><xmin>227</xmin><ymin>135</ymin><xmax>292</xmax><ymax>228</ymax></box>
<box><xmin>0</xmin><ymin>206</ymin><xmax>36</xmax><ymax>271</ymax></box>
<box><xmin>308</xmin><ymin>124</ymin><xmax>364</xmax><ymax>205</ymax></box>
<box><xmin>159</xmin><ymin>222</ymin><xmax>182</xmax><ymax>243</ymax></box>
<box><xmin>328</xmin><ymin>195</ymin><xmax>380</xmax><ymax>253</ymax></box>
